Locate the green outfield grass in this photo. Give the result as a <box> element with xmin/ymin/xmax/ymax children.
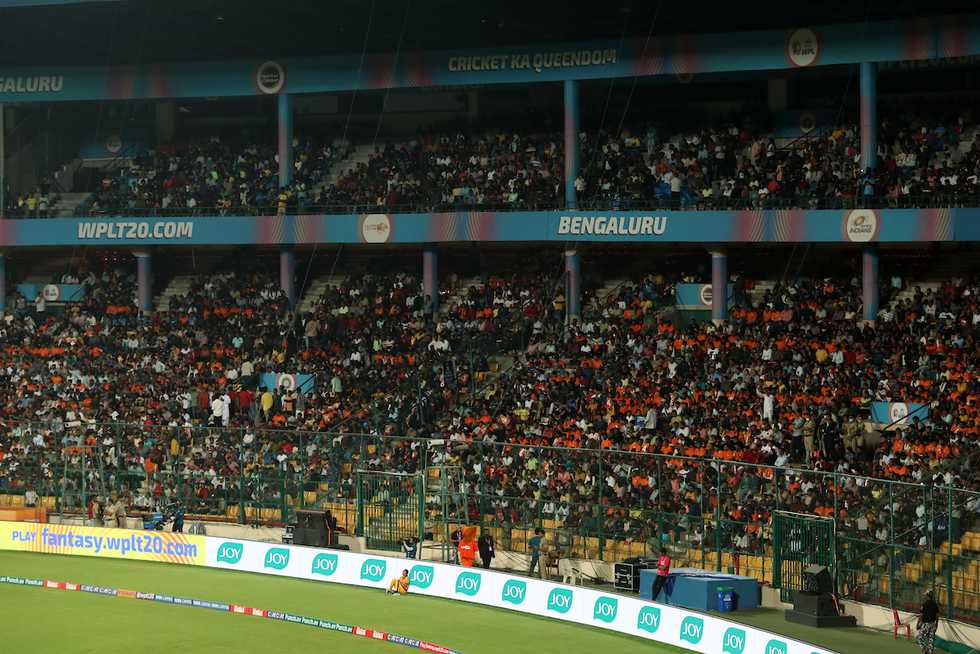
<box><xmin>0</xmin><ymin>551</ymin><xmax>692</xmax><ymax>654</ymax></box>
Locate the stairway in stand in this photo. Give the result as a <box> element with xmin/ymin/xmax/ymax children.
<box><xmin>297</xmin><ymin>273</ymin><xmax>347</xmax><ymax>314</ymax></box>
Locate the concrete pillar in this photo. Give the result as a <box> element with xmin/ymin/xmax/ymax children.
<box><xmin>467</xmin><ymin>90</ymin><xmax>479</xmax><ymax>124</ymax></box>
<box><xmin>280</xmin><ymin>247</ymin><xmax>296</xmax><ymax>307</ymax></box>
<box><xmin>278</xmin><ymin>93</ymin><xmax>294</xmax><ymax>188</ymax></box>
<box><xmin>134</xmin><ymin>251</ymin><xmax>152</xmax><ymax>314</ymax></box>
<box><xmin>0</xmin><ymin>102</ymin><xmax>6</xmax><ymax>216</ymax></box>
<box><xmin>564</xmin><ymin>249</ymin><xmax>581</xmax><ymax>322</ymax></box>
<box><xmin>863</xmin><ymin>246</ymin><xmax>879</xmax><ymax>321</ymax></box>
<box><xmin>423</xmin><ymin>247</ymin><xmax>438</xmax><ymax>313</ymax></box>
<box><xmin>860</xmin><ymin>62</ymin><xmax>877</xmax><ymax>170</ymax></box>
<box><xmin>711</xmin><ymin>250</ymin><xmax>728</xmax><ymax>322</ymax></box>
<box><xmin>155</xmin><ymin>102</ymin><xmax>176</xmax><ymax>144</ymax></box>
<box><xmin>563</xmin><ymin>79</ymin><xmax>580</xmax><ymax>209</ymax></box>
<box><xmin>0</xmin><ymin>251</ymin><xmax>6</xmax><ymax>312</ymax></box>
<box><xmin>767</xmin><ymin>78</ymin><xmax>788</xmax><ymax>113</ymax></box>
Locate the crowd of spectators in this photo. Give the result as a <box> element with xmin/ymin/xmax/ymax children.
<box><xmin>430</xmin><ymin>272</ymin><xmax>980</xmax><ymax>556</ymax></box>
<box><xmin>7</xmin><ymin>103</ymin><xmax>975</xmax><ymax>218</ymax></box>
<box><xmin>577</xmin><ymin>106</ymin><xmax>979</xmax><ymax>210</ymax></box>
<box><xmin>4</xmin><ymin>180</ymin><xmax>61</xmax><ymax>218</ymax></box>
<box><xmin>0</xmin><ymin>254</ymin><xmax>980</xmax><ymax>596</ymax></box>
<box><xmin>0</xmin><ymin>258</ymin><xmax>978</xmax><ymax>571</ymax></box>
<box><xmin>0</xmin><ymin>265</ymin><xmax>507</xmax><ymax>512</ymax></box>
<box><xmin>77</xmin><ymin>136</ymin><xmax>349</xmax><ymax>217</ymax></box>
<box><xmin>320</xmin><ymin>131</ymin><xmax>563</xmax><ymax>211</ymax></box>
<box><xmin>306</xmin><ymin>105</ymin><xmax>980</xmax><ymax>212</ymax></box>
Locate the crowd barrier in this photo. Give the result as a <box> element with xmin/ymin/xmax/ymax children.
<box><xmin>0</xmin><ymin>520</ymin><xmax>837</xmax><ymax>654</ymax></box>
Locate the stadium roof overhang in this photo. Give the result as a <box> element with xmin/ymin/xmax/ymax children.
<box><xmin>0</xmin><ymin>10</ymin><xmax>977</xmax><ymax>102</ymax></box>
<box><xmin>0</xmin><ymin>0</ymin><xmax>976</xmax><ymax>65</ymax></box>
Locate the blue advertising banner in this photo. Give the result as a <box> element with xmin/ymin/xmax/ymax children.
<box><xmin>870</xmin><ymin>402</ymin><xmax>929</xmax><ymax>426</ymax></box>
<box><xmin>15</xmin><ymin>283</ymin><xmax>86</xmax><ymax>302</ymax></box>
<box><xmin>0</xmin><ymin>15</ymin><xmax>976</xmax><ymax>101</ymax></box>
<box><xmin>0</xmin><ymin>207</ymin><xmax>967</xmax><ymax>247</ymax></box>
<box><xmin>258</xmin><ymin>373</ymin><xmax>314</xmax><ymax>395</ymax></box>
<box><xmin>675</xmin><ymin>283</ymin><xmax>733</xmax><ymax>310</ymax></box>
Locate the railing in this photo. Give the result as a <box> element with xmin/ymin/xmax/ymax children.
<box><xmin>4</xmin><ymin>192</ymin><xmax>979</xmax><ymax>219</ymax></box>
<box><xmin>1</xmin><ymin>420</ymin><xmax>979</xmax><ymax>622</ymax></box>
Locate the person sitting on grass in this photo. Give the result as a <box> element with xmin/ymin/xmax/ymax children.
<box><xmin>387</xmin><ymin>569</ymin><xmax>410</xmax><ymax>595</ymax></box>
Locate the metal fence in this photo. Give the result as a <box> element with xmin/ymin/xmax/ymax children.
<box><xmin>1</xmin><ymin>420</ymin><xmax>978</xmax><ymax>622</ymax></box>
<box><xmin>6</xmin><ymin>194</ymin><xmax>978</xmax><ymax>219</ymax></box>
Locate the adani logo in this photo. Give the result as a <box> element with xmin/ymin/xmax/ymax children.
<box><xmin>216</xmin><ymin>542</ymin><xmax>243</xmax><ymax>565</ymax></box>
<box><xmin>410</xmin><ymin>565</ymin><xmax>435</xmax><ymax>589</ymax></box>
<box><xmin>593</xmin><ymin>596</ymin><xmax>618</xmax><ymax>623</ymax></box>
<box><xmin>263</xmin><ymin>548</ymin><xmax>290</xmax><ymax>571</ymax></box>
<box><xmin>547</xmin><ymin>588</ymin><xmax>573</xmax><ymax>614</ymax></box>
<box><xmin>501</xmin><ymin>580</ymin><xmax>526</xmax><ymax>605</ymax></box>
<box><xmin>311</xmin><ymin>553</ymin><xmax>339</xmax><ymax>577</ymax></box>
<box><xmin>360</xmin><ymin>559</ymin><xmax>387</xmax><ymax>582</ymax></box>
<box><xmin>454</xmin><ymin>571</ymin><xmax>480</xmax><ymax>596</ymax></box>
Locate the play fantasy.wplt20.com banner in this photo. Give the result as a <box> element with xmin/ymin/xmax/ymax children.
<box><xmin>0</xmin><ymin>521</ymin><xmax>204</xmax><ymax>565</ymax></box>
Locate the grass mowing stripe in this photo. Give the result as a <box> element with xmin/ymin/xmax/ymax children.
<box><xmin>0</xmin><ymin>573</ymin><xmax>464</xmax><ymax>654</ymax></box>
